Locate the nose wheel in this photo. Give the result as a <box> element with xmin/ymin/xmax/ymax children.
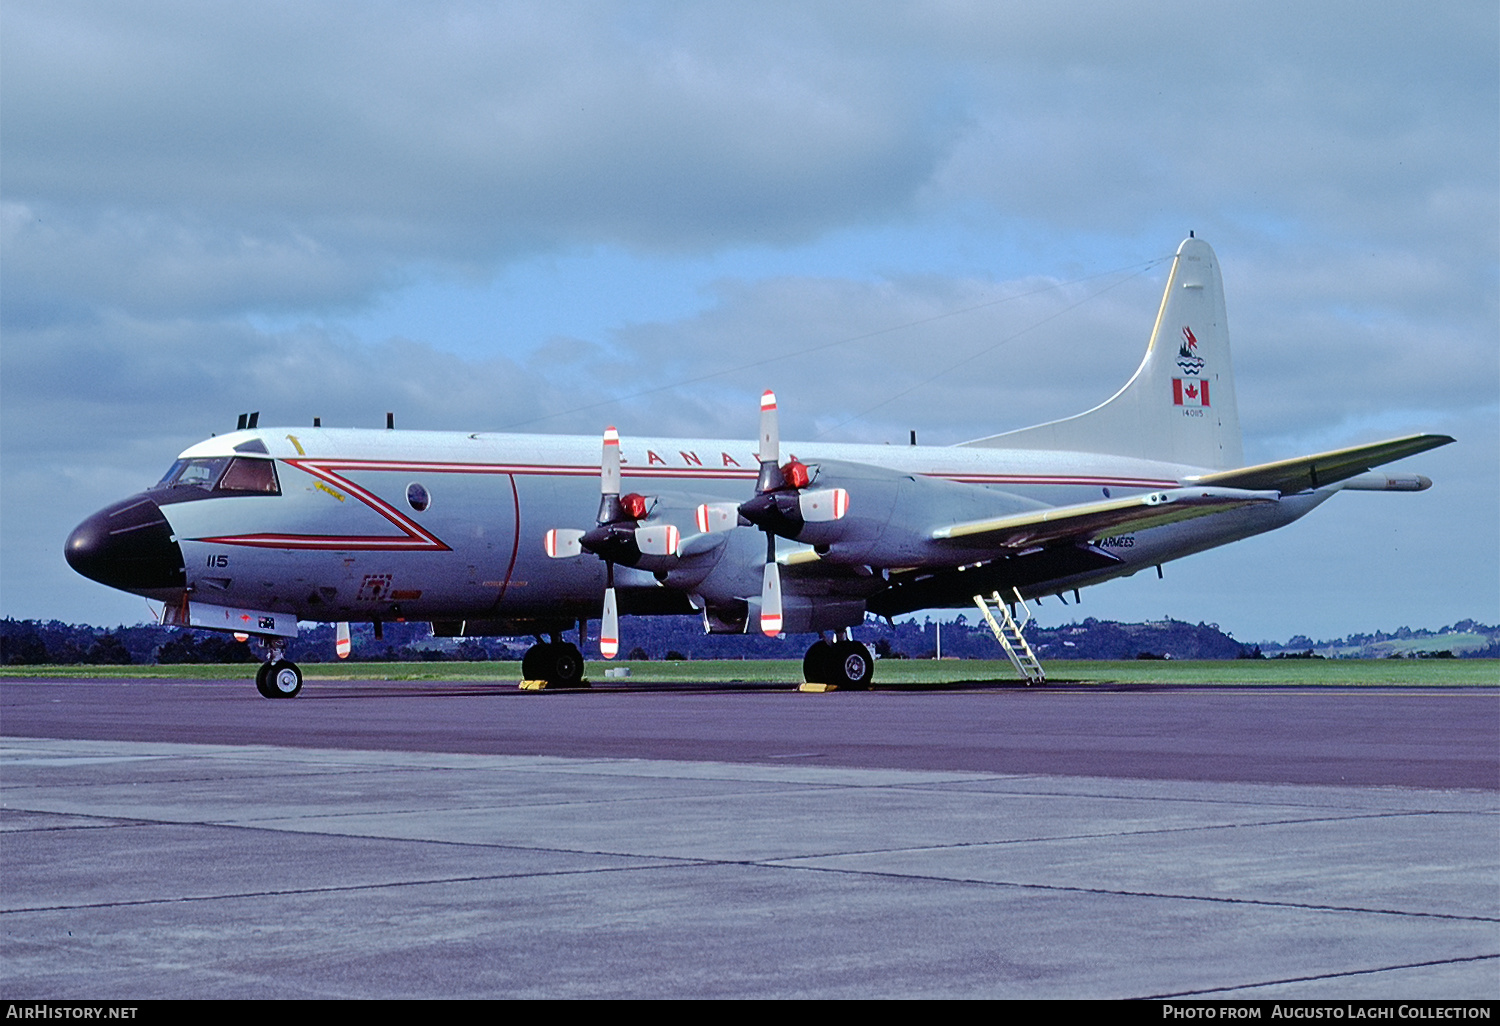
<box><xmin>255</xmin><ymin>659</ymin><xmax>303</xmax><ymax>699</ymax></box>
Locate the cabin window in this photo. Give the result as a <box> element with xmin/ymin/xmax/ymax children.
<box><xmin>217</xmin><ymin>457</ymin><xmax>281</xmax><ymax>495</ymax></box>
<box><xmin>407</xmin><ymin>482</ymin><xmax>430</xmax><ymax>512</ymax></box>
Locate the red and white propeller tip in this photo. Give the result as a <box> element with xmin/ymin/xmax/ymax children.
<box><xmin>760</xmin><ymin>561</ymin><xmax>783</xmax><ymax>637</ymax></box>
<box><xmin>635</xmin><ymin>523</ymin><xmax>681</xmax><ymax>556</ymax></box>
<box><xmin>695</xmin><ymin>502</ymin><xmax>738</xmax><ymax>534</ymax></box>
<box><xmin>601</xmin><ymin>426</ymin><xmax>621</xmax><ymax>495</ymax></box>
<box><xmin>759</xmin><ymin>390</ymin><xmax>779</xmax><ymax>466</ymax></box>
<box><xmin>600</xmin><ymin>588</ymin><xmax>619</xmax><ymax>659</ymax></box>
<box><xmin>544</xmin><ymin>528</ymin><xmax>584</xmax><ymax>558</ymax></box>
<box><xmin>799</xmin><ymin>487</ymin><xmax>849</xmax><ymax>522</ymax></box>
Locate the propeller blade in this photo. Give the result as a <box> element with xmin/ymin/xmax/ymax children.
<box><xmin>635</xmin><ymin>523</ymin><xmax>681</xmax><ymax>556</ymax></box>
<box><xmin>335</xmin><ymin>621</ymin><xmax>351</xmax><ymax>659</ymax></box>
<box><xmin>544</xmin><ymin>528</ymin><xmax>585</xmax><ymax>558</ymax></box>
<box><xmin>758</xmin><ymin>391</ymin><xmax>779</xmax><ymax>468</ymax></box>
<box><xmin>798</xmin><ymin>487</ymin><xmax>849</xmax><ymax>522</ymax></box>
<box><xmin>695</xmin><ymin>502</ymin><xmax>740</xmax><ymax>534</ymax></box>
<box><xmin>760</xmin><ymin>560</ymin><xmax>783</xmax><ymax>637</ymax></box>
<box><xmin>600</xmin><ymin>586</ymin><xmax>619</xmax><ymax>659</ymax></box>
<box><xmin>601</xmin><ymin>426</ymin><xmax>621</xmax><ymax>496</ymax></box>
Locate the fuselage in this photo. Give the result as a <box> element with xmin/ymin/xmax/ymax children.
<box><xmin>65</xmin><ymin>425</ymin><xmax>1327</xmax><ymax>635</ymax></box>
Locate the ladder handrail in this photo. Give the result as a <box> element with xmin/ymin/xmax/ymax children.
<box><xmin>972</xmin><ymin>589</ymin><xmax>1046</xmax><ymax>685</ymax></box>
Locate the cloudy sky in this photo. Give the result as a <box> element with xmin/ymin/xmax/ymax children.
<box><xmin>3</xmin><ymin>1</ymin><xmax>1496</xmax><ymax>643</ymax></box>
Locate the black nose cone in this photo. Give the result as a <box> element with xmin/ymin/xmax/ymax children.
<box><xmin>65</xmin><ymin>494</ymin><xmax>186</xmax><ymax>593</ymax></box>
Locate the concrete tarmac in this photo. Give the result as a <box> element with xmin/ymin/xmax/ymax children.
<box><xmin>1</xmin><ymin>678</ymin><xmax>1496</xmax><ymax>999</ymax></box>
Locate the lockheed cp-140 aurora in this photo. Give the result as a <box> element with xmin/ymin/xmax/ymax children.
<box><xmin>65</xmin><ymin>237</ymin><xmax>1452</xmax><ymax>696</ymax></box>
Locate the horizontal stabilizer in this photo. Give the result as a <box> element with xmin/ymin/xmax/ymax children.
<box><xmin>1186</xmin><ymin>434</ymin><xmax>1453</xmax><ymax>494</ymax></box>
<box><xmin>931</xmin><ymin>486</ymin><xmax>1279</xmax><ymax>551</ymax></box>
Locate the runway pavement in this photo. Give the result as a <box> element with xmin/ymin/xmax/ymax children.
<box><xmin>2</xmin><ymin>677</ymin><xmax>1496</xmax><ymax>999</ymax></box>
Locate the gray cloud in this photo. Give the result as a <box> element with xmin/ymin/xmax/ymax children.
<box><xmin>3</xmin><ymin>1</ymin><xmax>959</xmax><ymax>318</ymax></box>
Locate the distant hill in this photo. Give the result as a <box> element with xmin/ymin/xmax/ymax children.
<box><xmin>1027</xmin><ymin>618</ymin><xmax>1250</xmax><ymax>660</ymax></box>
<box><xmin>1256</xmin><ymin>619</ymin><xmax>1500</xmax><ymax>660</ymax></box>
<box><xmin>2</xmin><ymin>615</ymin><xmax>1496</xmax><ymax>664</ymax></box>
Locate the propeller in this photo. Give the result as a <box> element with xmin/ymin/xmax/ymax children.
<box><xmin>544</xmin><ymin>427</ymin><xmax>681</xmax><ymax>659</ymax></box>
<box><xmin>697</xmin><ymin>391</ymin><xmax>848</xmax><ymax>637</ymax></box>
<box><xmin>336</xmin><ymin>621</ymin><xmax>351</xmax><ymax>659</ymax></box>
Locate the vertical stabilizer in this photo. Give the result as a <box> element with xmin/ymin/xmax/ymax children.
<box><xmin>963</xmin><ymin>236</ymin><xmax>1243</xmax><ymax>470</ymax></box>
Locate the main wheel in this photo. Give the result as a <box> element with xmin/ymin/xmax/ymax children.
<box><xmin>521</xmin><ymin>642</ymin><xmax>552</xmax><ymax>681</ymax></box>
<box><xmin>802</xmin><ymin>640</ymin><xmax>835</xmax><ymax>683</ymax></box>
<box><xmin>255</xmin><ymin>662</ymin><xmax>277</xmax><ymax>699</ymax></box>
<box><xmin>549</xmin><ymin>643</ymin><xmax>585</xmax><ymax>687</ymax></box>
<box><xmin>829</xmin><ymin>641</ymin><xmax>874</xmax><ymax>689</ymax></box>
<box><xmin>521</xmin><ymin>642</ymin><xmax>585</xmax><ymax>687</ymax></box>
<box><xmin>265</xmin><ymin>659</ymin><xmax>303</xmax><ymax>698</ymax></box>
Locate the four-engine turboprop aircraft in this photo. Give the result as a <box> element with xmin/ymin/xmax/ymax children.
<box><xmin>65</xmin><ymin>237</ymin><xmax>1452</xmax><ymax>696</ymax></box>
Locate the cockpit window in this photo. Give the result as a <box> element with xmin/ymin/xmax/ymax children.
<box><xmin>156</xmin><ymin>460</ymin><xmax>189</xmax><ymax>487</ymax></box>
<box><xmin>154</xmin><ymin>456</ymin><xmax>279</xmax><ymax>497</ymax></box>
<box><xmin>218</xmin><ymin>457</ymin><xmax>280</xmax><ymax>494</ymax></box>
<box><xmin>168</xmin><ymin>458</ymin><xmax>231</xmax><ymax>490</ymax></box>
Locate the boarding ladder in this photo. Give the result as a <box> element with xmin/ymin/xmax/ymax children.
<box><xmin>973</xmin><ymin>588</ymin><xmax>1046</xmax><ymax>685</ymax></box>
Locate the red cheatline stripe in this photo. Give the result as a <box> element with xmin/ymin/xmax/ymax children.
<box><xmin>285</xmin><ymin>457</ymin><xmax>1175</xmax><ymax>488</ymax></box>
<box><xmin>196</xmin><ymin>457</ymin><xmax>1182</xmax><ymax>552</ymax></box>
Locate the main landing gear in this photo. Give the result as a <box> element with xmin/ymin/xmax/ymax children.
<box><xmin>520</xmin><ymin>637</ymin><xmax>586</xmax><ymax>688</ymax></box>
<box><xmin>802</xmin><ymin>637</ymin><xmax>874</xmax><ymax>689</ymax></box>
<box><xmin>256</xmin><ymin>659</ymin><xmax>303</xmax><ymax>699</ymax></box>
<box><xmin>253</xmin><ymin>638</ymin><xmax>302</xmax><ymax>699</ymax></box>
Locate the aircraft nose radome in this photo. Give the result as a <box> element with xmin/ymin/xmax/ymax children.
<box><xmin>65</xmin><ymin>495</ymin><xmax>186</xmax><ymax>592</ymax></box>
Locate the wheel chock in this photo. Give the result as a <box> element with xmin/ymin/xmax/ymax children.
<box><xmin>518</xmin><ymin>679</ymin><xmax>592</xmax><ymax>691</ymax></box>
<box><xmin>798</xmin><ymin>682</ymin><xmax>839</xmax><ymax>692</ymax></box>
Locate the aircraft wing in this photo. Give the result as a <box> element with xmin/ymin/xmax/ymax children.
<box><xmin>1184</xmin><ymin>434</ymin><xmax>1453</xmax><ymax>494</ymax></box>
<box><xmin>930</xmin><ymin>486</ymin><xmax>1280</xmax><ymax>551</ymax></box>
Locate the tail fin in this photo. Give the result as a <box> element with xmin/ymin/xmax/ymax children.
<box><xmin>962</xmin><ymin>236</ymin><xmax>1244</xmax><ymax>470</ymax></box>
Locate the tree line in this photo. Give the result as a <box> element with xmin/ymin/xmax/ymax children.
<box><xmin>4</xmin><ymin>615</ymin><xmax>1494</xmax><ymax>665</ymax></box>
